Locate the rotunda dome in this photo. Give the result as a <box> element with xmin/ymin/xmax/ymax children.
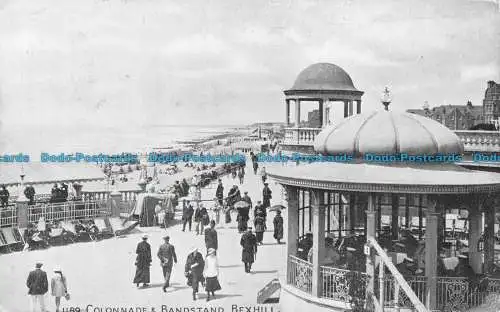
<box><xmin>313</xmin><ymin>110</ymin><xmax>464</xmax><ymax>156</ymax></box>
<box><xmin>290</xmin><ymin>63</ymin><xmax>358</xmax><ymax>91</ymax></box>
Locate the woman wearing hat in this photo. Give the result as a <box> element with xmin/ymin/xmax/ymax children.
<box><xmin>203</xmin><ymin>248</ymin><xmax>221</xmax><ymax>301</ymax></box>
<box><xmin>51</xmin><ymin>266</ymin><xmax>68</xmax><ymax>312</ymax></box>
<box><xmin>185</xmin><ymin>247</ymin><xmax>205</xmax><ymax>301</ymax></box>
<box><xmin>273</xmin><ymin>210</ymin><xmax>283</xmax><ymax>244</ymax></box>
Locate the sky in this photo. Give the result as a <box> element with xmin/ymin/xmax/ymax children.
<box><xmin>0</xmin><ymin>0</ymin><xmax>498</xmax><ymax>131</ymax></box>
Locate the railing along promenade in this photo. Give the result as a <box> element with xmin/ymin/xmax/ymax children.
<box><xmin>283</xmin><ymin>128</ymin><xmax>500</xmax><ymax>154</ymax></box>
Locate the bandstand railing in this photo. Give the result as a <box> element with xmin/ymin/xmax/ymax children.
<box><xmin>283</xmin><ymin>128</ymin><xmax>322</xmax><ymax>146</ymax></box>
<box><xmin>288</xmin><ymin>255</ymin><xmax>313</xmax><ymax>294</ymax></box>
<box><xmin>27</xmin><ymin>200</ymin><xmax>109</xmax><ymax>223</ymax></box>
<box><xmin>0</xmin><ymin>205</ymin><xmax>17</xmax><ymax>228</ymax></box>
<box><xmin>321</xmin><ymin>266</ymin><xmax>368</xmax><ymax>303</ymax></box>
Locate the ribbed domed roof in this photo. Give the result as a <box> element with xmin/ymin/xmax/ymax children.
<box><xmin>290</xmin><ymin>63</ymin><xmax>358</xmax><ymax>91</ymax></box>
<box><xmin>314</xmin><ymin>110</ymin><xmax>463</xmax><ymax>156</ymax></box>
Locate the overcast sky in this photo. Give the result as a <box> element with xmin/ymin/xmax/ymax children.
<box><xmin>0</xmin><ymin>0</ymin><xmax>498</xmax><ymax>129</ymax></box>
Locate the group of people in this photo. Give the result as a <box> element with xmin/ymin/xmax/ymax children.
<box><xmin>0</xmin><ymin>185</ymin><xmax>10</xmax><ymax>207</ymax></box>
<box><xmin>26</xmin><ymin>262</ymin><xmax>69</xmax><ymax>312</ymax></box>
<box><xmin>50</xmin><ymin>183</ymin><xmax>69</xmax><ymax>203</ymax></box>
<box><xmin>133</xmin><ymin>220</ymin><xmax>221</xmax><ymax>301</ymax></box>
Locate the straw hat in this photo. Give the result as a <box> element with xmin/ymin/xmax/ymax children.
<box><xmin>142</xmin><ymin>234</ymin><xmax>148</xmax><ymax>239</ymax></box>
<box><xmin>207</xmin><ymin>248</ymin><xmax>216</xmax><ymax>255</ymax></box>
<box><xmin>53</xmin><ymin>266</ymin><xmax>61</xmax><ymax>272</ymax></box>
<box><xmin>35</xmin><ymin>262</ymin><xmax>43</xmax><ymax>268</ymax></box>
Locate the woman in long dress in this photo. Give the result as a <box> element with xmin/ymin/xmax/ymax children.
<box><xmin>133</xmin><ymin>235</ymin><xmax>152</xmax><ymax>287</ymax></box>
<box><xmin>203</xmin><ymin>248</ymin><xmax>221</xmax><ymax>301</ymax></box>
<box><xmin>51</xmin><ymin>266</ymin><xmax>68</xmax><ymax>312</ymax></box>
<box><xmin>185</xmin><ymin>247</ymin><xmax>205</xmax><ymax>301</ymax></box>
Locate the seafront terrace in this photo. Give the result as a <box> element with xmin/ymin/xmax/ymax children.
<box><xmin>282</xmin><ymin>128</ymin><xmax>500</xmax><ymax>155</ymax></box>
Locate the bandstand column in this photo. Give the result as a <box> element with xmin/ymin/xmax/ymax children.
<box><xmin>322</xmin><ymin>99</ymin><xmax>329</xmax><ymax>126</ymax></box>
<box><xmin>295</xmin><ymin>99</ymin><xmax>301</xmax><ymax>127</ymax></box>
<box><xmin>311</xmin><ymin>189</ymin><xmax>326</xmax><ymax>297</ymax></box>
<box><xmin>425</xmin><ymin>195</ymin><xmax>438</xmax><ymax>310</ymax></box>
<box><xmin>348</xmin><ymin>100</ymin><xmax>354</xmax><ymax>116</ymax></box>
<box><xmin>391</xmin><ymin>194</ymin><xmax>399</xmax><ymax>240</ymax></box>
<box><xmin>468</xmin><ymin>199</ymin><xmax>482</xmax><ymax>274</ymax></box>
<box><xmin>286</xmin><ymin>186</ymin><xmax>299</xmax><ymax>282</ymax></box>
<box><xmin>365</xmin><ymin>193</ymin><xmax>377</xmax><ymax>296</ymax></box>
<box><xmin>484</xmin><ymin>195</ymin><xmax>497</xmax><ymax>273</ymax></box>
<box><xmin>356</xmin><ymin>100</ymin><xmax>362</xmax><ymax>114</ymax></box>
<box><xmin>344</xmin><ymin>100</ymin><xmax>349</xmax><ymax>118</ymax></box>
<box><xmin>285</xmin><ymin>99</ymin><xmax>290</xmax><ymax>126</ymax></box>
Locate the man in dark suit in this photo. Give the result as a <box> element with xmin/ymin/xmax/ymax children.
<box><xmin>133</xmin><ymin>234</ymin><xmax>152</xmax><ymax>288</ymax></box>
<box><xmin>204</xmin><ymin>220</ymin><xmax>218</xmax><ymax>253</ymax></box>
<box><xmin>157</xmin><ymin>236</ymin><xmax>177</xmax><ymax>292</ymax></box>
<box><xmin>215</xmin><ymin>179</ymin><xmax>224</xmax><ymax>206</ymax></box>
<box><xmin>26</xmin><ymin>262</ymin><xmax>48</xmax><ymax>312</ymax></box>
<box><xmin>182</xmin><ymin>202</ymin><xmax>194</xmax><ymax>232</ymax></box>
<box><xmin>240</xmin><ymin>227</ymin><xmax>258</xmax><ymax>273</ymax></box>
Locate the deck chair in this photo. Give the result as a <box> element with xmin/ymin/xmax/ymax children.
<box><xmin>108</xmin><ymin>217</ymin><xmax>126</xmax><ymax>236</ymax></box>
<box><xmin>48</xmin><ymin>228</ymin><xmax>65</xmax><ymax>245</ymax></box>
<box><xmin>1</xmin><ymin>228</ymin><xmax>23</xmax><ymax>251</ymax></box>
<box><xmin>0</xmin><ymin>230</ymin><xmax>9</xmax><ymax>253</ymax></box>
<box><xmin>454</xmin><ymin>219</ymin><xmax>467</xmax><ymax>240</ymax></box>
<box><xmin>94</xmin><ymin>218</ymin><xmax>113</xmax><ymax>239</ymax></box>
<box><xmin>445</xmin><ymin>218</ymin><xmax>455</xmax><ymax>238</ymax></box>
<box><xmin>60</xmin><ymin>221</ymin><xmax>81</xmax><ymax>243</ymax></box>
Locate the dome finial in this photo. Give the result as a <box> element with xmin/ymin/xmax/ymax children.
<box><xmin>381</xmin><ymin>86</ymin><xmax>392</xmax><ymax>111</ymax></box>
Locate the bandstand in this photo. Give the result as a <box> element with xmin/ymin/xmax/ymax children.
<box><xmin>282</xmin><ymin>63</ymin><xmax>364</xmax><ymax>153</ymax></box>
<box><xmin>269</xmin><ymin>100</ymin><xmax>500</xmax><ymax>311</ymax></box>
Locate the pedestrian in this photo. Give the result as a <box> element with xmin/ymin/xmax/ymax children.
<box><xmin>195</xmin><ymin>204</ymin><xmax>208</xmax><ymax>235</ymax></box>
<box><xmin>155</xmin><ymin>201</ymin><xmax>166</xmax><ymax>228</ymax></box>
<box><xmin>254</xmin><ymin>212</ymin><xmax>266</xmax><ymax>245</ymax></box>
<box><xmin>240</xmin><ymin>227</ymin><xmax>258</xmax><ymax>273</ymax></box>
<box><xmin>212</xmin><ymin>198</ymin><xmax>221</xmax><ymax>226</ymax></box>
<box><xmin>185</xmin><ymin>247</ymin><xmax>205</xmax><ymax>301</ymax></box>
<box><xmin>0</xmin><ymin>185</ymin><xmax>10</xmax><ymax>207</ymax></box>
<box><xmin>253</xmin><ymin>160</ymin><xmax>258</xmax><ymax>175</ymax></box>
<box><xmin>50</xmin><ymin>266</ymin><xmax>68</xmax><ymax>312</ymax></box>
<box><xmin>182</xmin><ymin>201</ymin><xmax>194</xmax><ymax>232</ymax></box>
<box><xmin>204</xmin><ymin>220</ymin><xmax>218</xmax><ymax>253</ymax></box>
<box><xmin>260</xmin><ymin>166</ymin><xmax>267</xmax><ymax>183</ymax></box>
<box><xmin>238</xmin><ymin>167</ymin><xmax>245</xmax><ymax>185</ymax></box>
<box><xmin>26</xmin><ymin>261</ymin><xmax>48</xmax><ymax>312</ymax></box>
<box><xmin>157</xmin><ymin>235</ymin><xmax>177</xmax><ymax>292</ymax></box>
<box><xmin>203</xmin><ymin>248</ymin><xmax>221</xmax><ymax>302</ymax></box>
<box><xmin>133</xmin><ymin>234</ymin><xmax>152</xmax><ymax>288</ymax></box>
<box><xmin>262</xmin><ymin>182</ymin><xmax>272</xmax><ymax>209</ymax></box>
<box><xmin>24</xmin><ymin>185</ymin><xmax>36</xmax><ymax>205</ymax></box>
<box><xmin>254</xmin><ymin>201</ymin><xmax>267</xmax><ymax>221</ymax></box>
<box><xmin>215</xmin><ymin>179</ymin><xmax>224</xmax><ymax>206</ymax></box>
<box><xmin>181</xmin><ymin>179</ymin><xmax>190</xmax><ymax>197</ymax></box>
<box><xmin>273</xmin><ymin>210</ymin><xmax>284</xmax><ymax>244</ymax></box>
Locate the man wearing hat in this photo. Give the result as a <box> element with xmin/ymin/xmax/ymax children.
<box><xmin>27</xmin><ymin>262</ymin><xmax>48</xmax><ymax>312</ymax></box>
<box><xmin>157</xmin><ymin>236</ymin><xmax>177</xmax><ymax>292</ymax></box>
<box><xmin>240</xmin><ymin>227</ymin><xmax>258</xmax><ymax>273</ymax></box>
<box><xmin>262</xmin><ymin>183</ymin><xmax>272</xmax><ymax>209</ymax></box>
<box><xmin>133</xmin><ymin>234</ymin><xmax>152</xmax><ymax>288</ymax></box>
<box><xmin>185</xmin><ymin>247</ymin><xmax>205</xmax><ymax>300</ymax></box>
<box><xmin>273</xmin><ymin>210</ymin><xmax>284</xmax><ymax>244</ymax></box>
<box><xmin>254</xmin><ymin>211</ymin><xmax>266</xmax><ymax>245</ymax></box>
<box><xmin>204</xmin><ymin>220</ymin><xmax>218</xmax><ymax>253</ymax></box>
<box><xmin>215</xmin><ymin>179</ymin><xmax>224</xmax><ymax>206</ymax></box>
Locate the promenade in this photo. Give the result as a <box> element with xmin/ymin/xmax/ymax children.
<box><xmin>0</xmin><ymin>162</ymin><xmax>286</xmax><ymax>312</ymax></box>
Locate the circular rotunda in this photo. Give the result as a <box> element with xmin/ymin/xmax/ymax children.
<box><xmin>270</xmin><ymin>99</ymin><xmax>500</xmax><ymax>311</ymax></box>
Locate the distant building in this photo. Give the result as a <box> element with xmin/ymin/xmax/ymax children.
<box><xmin>407</xmin><ymin>81</ymin><xmax>500</xmax><ymax>130</ymax></box>
<box><xmin>407</xmin><ymin>101</ymin><xmax>482</xmax><ymax>130</ymax></box>
<box><xmin>484</xmin><ymin>80</ymin><xmax>500</xmax><ymax>124</ymax></box>
<box><xmin>307</xmin><ymin>109</ymin><xmax>321</xmax><ymax>128</ymax></box>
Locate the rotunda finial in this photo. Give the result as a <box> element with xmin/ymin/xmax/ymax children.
<box><xmin>381</xmin><ymin>87</ymin><xmax>392</xmax><ymax>111</ymax></box>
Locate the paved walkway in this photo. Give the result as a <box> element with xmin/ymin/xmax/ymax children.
<box><xmin>0</xmin><ymin>162</ymin><xmax>287</xmax><ymax>312</ymax></box>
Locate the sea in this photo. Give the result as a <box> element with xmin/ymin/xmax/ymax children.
<box><xmin>0</xmin><ymin>124</ymin><xmax>247</xmax><ymax>158</ymax></box>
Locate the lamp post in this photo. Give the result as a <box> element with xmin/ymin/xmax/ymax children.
<box><xmin>381</xmin><ymin>86</ymin><xmax>392</xmax><ymax>111</ymax></box>
<box><xmin>17</xmin><ymin>165</ymin><xmax>29</xmax><ymax>202</ymax></box>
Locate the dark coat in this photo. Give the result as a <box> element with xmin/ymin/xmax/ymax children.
<box><xmin>185</xmin><ymin>251</ymin><xmax>205</xmax><ymax>291</ymax></box>
<box><xmin>204</xmin><ymin>228</ymin><xmax>218</xmax><ymax>250</ymax></box>
<box><xmin>240</xmin><ymin>232</ymin><xmax>257</xmax><ymax>263</ymax></box>
<box><xmin>254</xmin><ymin>205</ymin><xmax>267</xmax><ymax>220</ymax></box>
<box><xmin>273</xmin><ymin>215</ymin><xmax>284</xmax><ymax>240</ymax></box>
<box><xmin>182</xmin><ymin>205</ymin><xmax>194</xmax><ymax>221</ymax></box>
<box><xmin>216</xmin><ymin>184</ymin><xmax>224</xmax><ymax>199</ymax></box>
<box><xmin>254</xmin><ymin>216</ymin><xmax>266</xmax><ymax>233</ymax></box>
<box><xmin>181</xmin><ymin>180</ymin><xmax>190</xmax><ymax>195</ymax></box>
<box><xmin>242</xmin><ymin>195</ymin><xmax>253</xmax><ymax>208</ymax></box>
<box><xmin>157</xmin><ymin>243</ymin><xmax>177</xmax><ymax>269</ymax></box>
<box><xmin>133</xmin><ymin>241</ymin><xmax>152</xmax><ymax>284</ymax></box>
<box><xmin>27</xmin><ymin>269</ymin><xmax>48</xmax><ymax>295</ymax></box>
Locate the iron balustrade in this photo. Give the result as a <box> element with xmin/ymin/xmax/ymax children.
<box><xmin>320</xmin><ymin>266</ymin><xmax>368</xmax><ymax>303</ymax></box>
<box><xmin>27</xmin><ymin>200</ymin><xmax>110</xmax><ymax>224</ymax></box>
<box><xmin>0</xmin><ymin>205</ymin><xmax>17</xmax><ymax>228</ymax></box>
<box><xmin>288</xmin><ymin>255</ymin><xmax>313</xmax><ymax>294</ymax></box>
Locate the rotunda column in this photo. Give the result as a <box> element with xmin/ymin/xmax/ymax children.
<box><xmin>356</xmin><ymin>100</ymin><xmax>362</xmax><ymax>114</ymax></box>
<box><xmin>295</xmin><ymin>99</ymin><xmax>301</xmax><ymax>127</ymax></box>
<box><xmin>311</xmin><ymin>189</ymin><xmax>326</xmax><ymax>297</ymax></box>
<box><xmin>285</xmin><ymin>186</ymin><xmax>299</xmax><ymax>283</ymax></box>
<box><xmin>425</xmin><ymin>195</ymin><xmax>438</xmax><ymax>310</ymax></box>
<box><xmin>344</xmin><ymin>100</ymin><xmax>349</xmax><ymax>118</ymax></box>
<box><xmin>348</xmin><ymin>100</ymin><xmax>354</xmax><ymax>116</ymax></box>
<box><xmin>318</xmin><ymin>99</ymin><xmax>324</xmax><ymax>128</ymax></box>
<box><xmin>484</xmin><ymin>195</ymin><xmax>498</xmax><ymax>273</ymax></box>
<box><xmin>285</xmin><ymin>99</ymin><xmax>291</xmax><ymax>126</ymax></box>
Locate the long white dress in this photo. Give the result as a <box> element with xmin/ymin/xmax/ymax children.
<box><xmin>51</xmin><ymin>274</ymin><xmax>67</xmax><ymax>297</ymax></box>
